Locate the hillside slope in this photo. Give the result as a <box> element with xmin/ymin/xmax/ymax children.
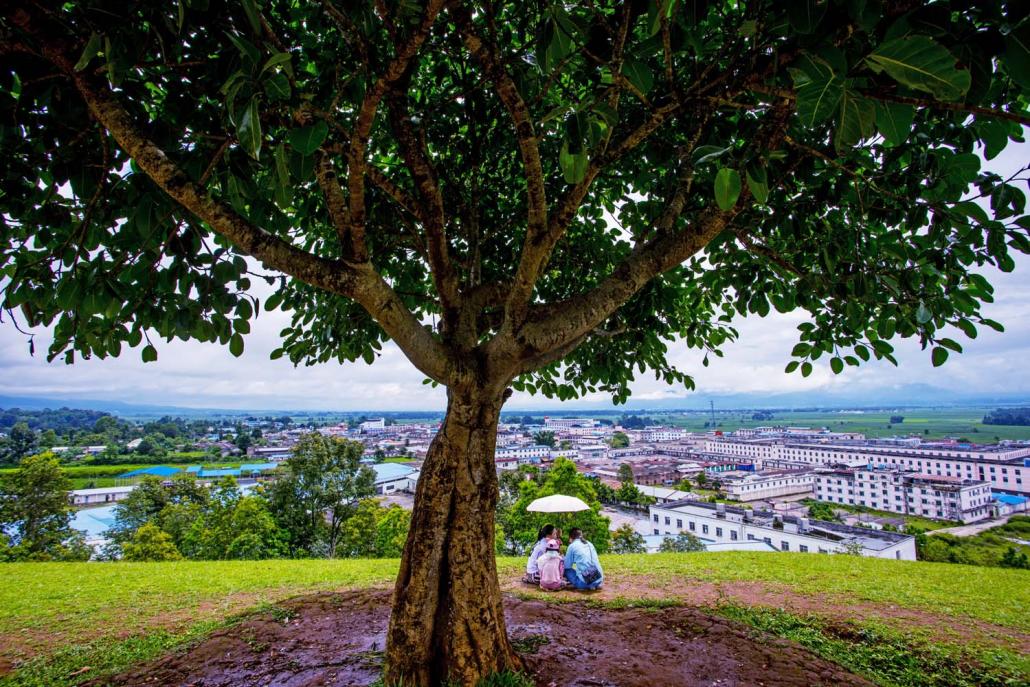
<box><xmin>1</xmin><ymin>553</ymin><xmax>1027</xmax><ymax>686</ymax></box>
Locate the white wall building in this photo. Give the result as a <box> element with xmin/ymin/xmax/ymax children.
<box><xmin>721</xmin><ymin>471</ymin><xmax>815</xmax><ymax>502</ymax></box>
<box><xmin>704</xmin><ymin>438</ymin><xmax>1028</xmax><ymax>495</ymax></box>
<box><xmin>814</xmin><ymin>467</ymin><xmax>993</xmax><ymax>523</ymax></box>
<box><xmin>495</xmin><ymin>444</ymin><xmax>550</xmax><ymax>462</ymax></box>
<box><xmin>70</xmin><ymin>486</ymin><xmax>135</xmax><ymax>506</ymax></box>
<box><xmin>649</xmin><ymin>500</ymin><xmax>916</xmax><ymax>560</ymax></box>
<box><xmin>543</xmin><ymin>417</ymin><xmax>599</xmax><ymax>430</ymax></box>
<box><xmin>360</xmin><ymin>418</ymin><xmax>387</xmax><ymax>434</ymax></box>
<box><xmin>643</xmin><ymin>429</ymin><xmax>690</xmax><ymax>443</ymax></box>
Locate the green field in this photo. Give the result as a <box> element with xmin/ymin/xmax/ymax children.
<box><xmin>661</xmin><ymin>406</ymin><xmax>1030</xmax><ymax>442</ymax></box>
<box><xmin>1</xmin><ymin>553</ymin><xmax>1028</xmax><ymax>687</ymax></box>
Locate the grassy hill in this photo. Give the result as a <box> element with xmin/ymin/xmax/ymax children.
<box><xmin>1</xmin><ymin>553</ymin><xmax>1027</xmax><ymax>686</ymax></box>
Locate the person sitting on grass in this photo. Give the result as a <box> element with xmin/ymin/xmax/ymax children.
<box><xmin>537</xmin><ymin>539</ymin><xmax>566</xmax><ymax>591</ymax></box>
<box><xmin>563</xmin><ymin>527</ymin><xmax>603</xmax><ymax>590</ymax></box>
<box><xmin>524</xmin><ymin>524</ymin><xmax>557</xmax><ymax>584</ymax></box>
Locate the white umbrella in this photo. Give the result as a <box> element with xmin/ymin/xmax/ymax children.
<box><xmin>526</xmin><ymin>494</ymin><xmax>590</xmax><ymax>513</ymax></box>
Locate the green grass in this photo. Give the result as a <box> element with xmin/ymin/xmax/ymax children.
<box><xmin>716</xmin><ymin>604</ymin><xmax>1029</xmax><ymax>687</ymax></box>
<box><xmin>2</xmin><ymin>554</ymin><xmax>1028</xmax><ymax>686</ymax></box>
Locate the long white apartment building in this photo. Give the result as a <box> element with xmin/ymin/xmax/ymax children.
<box><xmin>705</xmin><ymin>438</ymin><xmax>1029</xmax><ymax>495</ymax></box>
<box><xmin>720</xmin><ymin>470</ymin><xmax>815</xmax><ymax>502</ymax></box>
<box><xmin>495</xmin><ymin>444</ymin><xmax>551</xmax><ymax>462</ymax></box>
<box><xmin>649</xmin><ymin>500</ymin><xmax>916</xmax><ymax>560</ymax></box>
<box><xmin>543</xmin><ymin>417</ymin><xmax>599</xmax><ymax>430</ymax></box>
<box><xmin>814</xmin><ymin>467</ymin><xmax>993</xmax><ymax>523</ymax></box>
<box><xmin>642</xmin><ymin>428</ymin><xmax>691</xmax><ymax>442</ymax></box>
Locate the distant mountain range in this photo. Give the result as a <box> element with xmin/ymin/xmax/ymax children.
<box><xmin>1</xmin><ymin>383</ymin><xmax>1029</xmax><ymax>418</ymax></box>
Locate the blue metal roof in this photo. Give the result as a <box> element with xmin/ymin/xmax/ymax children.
<box><xmin>119</xmin><ymin>466</ymin><xmax>182</xmax><ymax>478</ymax></box>
<box><xmin>186</xmin><ymin>465</ymin><xmax>201</xmax><ymax>473</ymax></box>
<box><xmin>372</xmin><ymin>463</ymin><xmax>415</xmax><ymax>483</ymax></box>
<box><xmin>994</xmin><ymin>493</ymin><xmax>1028</xmax><ymax>505</ymax></box>
<box><xmin>238</xmin><ymin>463</ymin><xmax>279</xmax><ymax>472</ymax></box>
<box><xmin>198</xmin><ymin>468</ymin><xmax>241</xmax><ymax>478</ymax></box>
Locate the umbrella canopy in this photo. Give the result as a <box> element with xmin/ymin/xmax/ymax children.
<box><xmin>526</xmin><ymin>494</ymin><xmax>590</xmax><ymax>513</ymax></box>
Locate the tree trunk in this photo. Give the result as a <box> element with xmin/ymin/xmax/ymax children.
<box><xmin>385</xmin><ymin>385</ymin><xmax>523</xmax><ymax>686</ymax></box>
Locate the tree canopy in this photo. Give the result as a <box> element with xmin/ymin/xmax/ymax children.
<box><xmin>2</xmin><ymin>1</ymin><xmax>1028</xmax><ymax>401</ymax></box>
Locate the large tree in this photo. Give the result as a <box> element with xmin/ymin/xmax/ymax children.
<box><xmin>2</xmin><ymin>1</ymin><xmax>1029</xmax><ymax>683</ymax></box>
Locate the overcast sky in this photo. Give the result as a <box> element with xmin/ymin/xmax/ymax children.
<box><xmin>2</xmin><ymin>142</ymin><xmax>1028</xmax><ymax>412</ymax></box>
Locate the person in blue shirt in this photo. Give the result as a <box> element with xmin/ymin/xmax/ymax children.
<box><xmin>563</xmin><ymin>527</ymin><xmax>603</xmax><ymax>590</ymax></box>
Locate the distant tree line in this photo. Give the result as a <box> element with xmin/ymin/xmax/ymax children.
<box><xmin>982</xmin><ymin>408</ymin><xmax>1030</xmax><ymax>426</ymax></box>
<box><xmin>0</xmin><ymin>434</ymin><xmax>412</xmax><ymax>563</ymax></box>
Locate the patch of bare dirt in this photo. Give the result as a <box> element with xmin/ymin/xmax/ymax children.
<box><xmin>87</xmin><ymin>590</ymin><xmax>874</xmax><ymax>687</ymax></box>
<box><xmin>501</xmin><ymin>573</ymin><xmax>1030</xmax><ymax>653</ymax></box>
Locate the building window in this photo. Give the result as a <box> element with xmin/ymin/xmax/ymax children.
<box><xmin>781</xmin><ymin>541</ymin><xmax>789</xmax><ymax>551</ymax></box>
<box><xmin>799</xmin><ymin>545</ymin><xmax>808</xmax><ymax>552</ymax></box>
<box><xmin>730</xmin><ymin>531</ymin><xmax>738</xmax><ymax>541</ymax></box>
<box><xmin>653</xmin><ymin>514</ymin><xmax>658</xmax><ymax>522</ymax></box>
<box><xmin>716</xmin><ymin>527</ymin><xmax>723</xmax><ymax>537</ymax></box>
<box><xmin>689</xmin><ymin>521</ymin><xmax>696</xmax><ymax>531</ymax></box>
<box><xmin>664</xmin><ymin>516</ymin><xmax>670</xmax><ymax>525</ymax></box>
<box><xmin>654</xmin><ymin>529</ymin><xmax>659</xmax><ymax>535</ymax></box>
<box><xmin>676</xmin><ymin>519</ymin><xmax>683</xmax><ymax>529</ymax></box>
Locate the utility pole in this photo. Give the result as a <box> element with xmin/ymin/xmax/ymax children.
<box><xmin>709</xmin><ymin>400</ymin><xmax>716</xmax><ymax>427</ymax></box>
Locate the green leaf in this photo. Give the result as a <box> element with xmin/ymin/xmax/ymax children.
<box><xmin>141</xmin><ymin>344</ymin><xmax>158</xmax><ymax>363</ymax></box>
<box><xmin>785</xmin><ymin>361</ymin><xmax>800</xmax><ymax>373</ymax></box>
<box><xmin>787</xmin><ymin>0</ymin><xmax>827</xmax><ymax>34</ymax></box>
<box><xmin>264</xmin><ymin>291</ymin><xmax>283</xmax><ymax>311</ymax></box>
<box><xmin>261</xmin><ymin>51</ymin><xmax>293</xmax><ymax>77</ymax></box>
<box><xmin>237</xmin><ymin>99</ymin><xmax>262</xmax><ymax>159</ymax></box>
<box><xmin>229</xmin><ymin>333</ymin><xmax>245</xmax><ymax>357</ymax></box>
<box><xmin>241</xmin><ymin>0</ymin><xmax>263</xmax><ymax>34</ymax></box>
<box><xmin>830</xmin><ymin>357</ymin><xmax>844</xmax><ymax>374</ymax></box>
<box><xmin>622</xmin><ymin>59</ymin><xmax>654</xmax><ymax>95</ymax></box>
<box><xmin>915</xmin><ymin>301</ymin><xmax>932</xmax><ymax>324</ymax></box>
<box><xmin>1002</xmin><ymin>22</ymin><xmax>1030</xmax><ymax>90</ymax></box>
<box><xmin>559</xmin><ymin>139</ymin><xmax>588</xmax><ymax>184</ymax></box>
<box><xmin>931</xmin><ymin>346</ymin><xmax>948</xmax><ymax>367</ymax></box>
<box><xmin>75</xmin><ymin>33</ymin><xmax>102</xmax><ymax>72</ymax></box>
<box><xmin>714</xmin><ymin>167</ymin><xmax>741</xmax><ymax>211</ymax></box>
<box><xmin>288</xmin><ymin>121</ymin><xmax>329</xmax><ymax>155</ymax></box>
<box><xmin>225</xmin><ymin>32</ymin><xmax>261</xmax><ymax>70</ymax></box>
<box><xmin>801</xmin><ymin>361</ymin><xmax>813</xmax><ymax>377</ymax></box>
<box><xmin>865</xmin><ymin>36</ymin><xmax>971</xmax><ymax>101</ymax></box>
<box><xmin>835</xmin><ymin>88</ymin><xmax>875</xmax><ymax>150</ymax></box>
<box><xmin>874</xmin><ymin>101</ymin><xmax>914</xmax><ymax>145</ymax></box>
<box><xmin>745</xmin><ymin>163</ymin><xmax>768</xmax><ymax>204</ymax></box>
<box><xmin>790</xmin><ymin>54</ymin><xmax>844</xmax><ymax>127</ymax></box>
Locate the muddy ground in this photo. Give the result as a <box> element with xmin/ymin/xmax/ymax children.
<box><xmin>85</xmin><ymin>590</ymin><xmax>874</xmax><ymax>687</ymax></box>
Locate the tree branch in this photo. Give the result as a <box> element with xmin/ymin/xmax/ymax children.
<box><xmin>343</xmin><ymin>0</ymin><xmax>446</xmax><ymax>263</ymax></box>
<box><xmin>451</xmin><ymin>5</ymin><xmax>548</xmax><ymax>323</ymax></box>
<box><xmin>385</xmin><ymin>83</ymin><xmax>461</xmax><ymax>322</ymax></box>
<box><xmin>860</xmin><ymin>90</ymin><xmax>1030</xmax><ymax>127</ymax></box>
<box><xmin>21</xmin><ymin>14</ymin><xmax>452</xmax><ymax>385</ymax></box>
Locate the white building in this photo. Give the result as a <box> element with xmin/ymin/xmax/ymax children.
<box><xmin>360</xmin><ymin>418</ymin><xmax>387</xmax><ymax>434</ymax></box>
<box><xmin>643</xmin><ymin>429</ymin><xmax>690</xmax><ymax>443</ymax></box>
<box><xmin>635</xmin><ymin>485</ymin><xmax>692</xmax><ymax>504</ymax></box>
<box><xmin>721</xmin><ymin>470</ymin><xmax>815</xmax><ymax>502</ymax></box>
<box><xmin>649</xmin><ymin>500</ymin><xmax>916</xmax><ymax>560</ymax></box>
<box><xmin>814</xmin><ymin>467</ymin><xmax>993</xmax><ymax>523</ymax></box>
<box><xmin>704</xmin><ymin>438</ymin><xmax>1029</xmax><ymax>495</ymax></box>
<box><xmin>495</xmin><ymin>444</ymin><xmax>550</xmax><ymax>463</ymax></box>
<box><xmin>543</xmin><ymin>417</ymin><xmax>599</xmax><ymax>430</ymax></box>
<box><xmin>70</xmin><ymin>486</ymin><xmax>135</xmax><ymax>506</ymax></box>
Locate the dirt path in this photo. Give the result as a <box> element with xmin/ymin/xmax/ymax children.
<box><xmin>86</xmin><ymin>590</ymin><xmax>875</xmax><ymax>687</ymax></box>
<box><xmin>501</xmin><ymin>573</ymin><xmax>1030</xmax><ymax>654</ymax></box>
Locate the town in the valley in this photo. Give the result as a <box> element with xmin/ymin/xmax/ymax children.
<box><xmin>64</xmin><ymin>412</ymin><xmax>1030</xmax><ymax>559</ymax></box>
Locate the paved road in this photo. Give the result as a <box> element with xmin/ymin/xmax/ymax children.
<box><xmin>929</xmin><ymin>514</ymin><xmax>1012</xmax><ymax>537</ymax></box>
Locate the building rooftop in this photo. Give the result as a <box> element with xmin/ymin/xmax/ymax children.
<box><xmin>119</xmin><ymin>466</ymin><xmax>182</xmax><ymax>478</ymax></box>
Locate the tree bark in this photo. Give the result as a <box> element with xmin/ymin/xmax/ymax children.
<box><xmin>385</xmin><ymin>384</ymin><xmax>523</xmax><ymax>686</ymax></box>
